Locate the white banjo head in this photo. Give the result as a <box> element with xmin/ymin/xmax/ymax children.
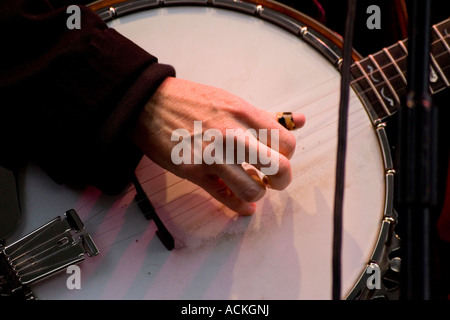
<box><xmin>9</xmin><ymin>2</ymin><xmax>393</xmax><ymax>300</ymax></box>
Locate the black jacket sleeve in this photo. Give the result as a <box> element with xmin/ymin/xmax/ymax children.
<box><xmin>0</xmin><ymin>0</ymin><xmax>176</xmax><ymax>194</ymax></box>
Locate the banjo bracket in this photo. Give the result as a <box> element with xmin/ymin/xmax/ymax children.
<box><xmin>0</xmin><ymin>209</ymin><xmax>98</xmax><ymax>299</ymax></box>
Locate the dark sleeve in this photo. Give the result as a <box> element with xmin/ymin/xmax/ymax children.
<box><xmin>0</xmin><ymin>0</ymin><xmax>176</xmax><ymax>194</ymax></box>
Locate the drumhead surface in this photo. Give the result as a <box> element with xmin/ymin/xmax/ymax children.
<box><xmin>12</xmin><ymin>4</ymin><xmax>387</xmax><ymax>300</ymax></box>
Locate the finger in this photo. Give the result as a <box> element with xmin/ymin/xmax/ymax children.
<box><xmin>256</xmin><ymin>146</ymin><xmax>293</xmax><ymax>190</ymax></box>
<box><xmin>194</xmin><ymin>174</ymin><xmax>258</xmax><ymax>216</ymax></box>
<box><xmin>241</xmin><ymin>107</ymin><xmax>305</xmax><ymax>132</ymax></box>
<box><xmin>215</xmin><ymin>163</ymin><xmax>267</xmax><ymax>203</ymax></box>
<box><xmin>230</xmin><ymin>134</ymin><xmax>292</xmax><ymax>190</ymax></box>
<box><xmin>238</xmin><ymin>109</ymin><xmax>304</xmax><ymax>159</ymax></box>
<box><xmin>271</xmin><ymin>112</ymin><xmax>304</xmax><ymax>159</ymax></box>
<box><xmin>275</xmin><ymin>112</ymin><xmax>306</xmax><ymax>131</ymax></box>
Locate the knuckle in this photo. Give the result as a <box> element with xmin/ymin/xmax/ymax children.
<box><xmin>226</xmin><ymin>101</ymin><xmax>254</xmax><ymax>119</ymax></box>
<box><xmin>215</xmin><ymin>185</ymin><xmax>234</xmax><ymax>199</ymax></box>
<box><xmin>279</xmin><ymin>130</ymin><xmax>297</xmax><ymax>159</ymax></box>
<box><xmin>271</xmin><ymin>156</ymin><xmax>292</xmax><ymax>189</ymax></box>
<box><xmin>239</xmin><ymin>183</ymin><xmax>265</xmax><ymax>202</ymax></box>
<box><xmin>278</xmin><ymin>156</ymin><xmax>292</xmax><ymax>177</ymax></box>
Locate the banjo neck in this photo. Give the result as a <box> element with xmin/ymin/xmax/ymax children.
<box><xmin>350</xmin><ymin>17</ymin><xmax>450</xmax><ymax>122</ymax></box>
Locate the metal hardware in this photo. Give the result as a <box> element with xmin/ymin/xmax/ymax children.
<box><xmin>0</xmin><ymin>209</ymin><xmax>98</xmax><ymax>298</ymax></box>
<box><xmin>347</xmin><ymin>212</ymin><xmax>401</xmax><ymax>300</ymax></box>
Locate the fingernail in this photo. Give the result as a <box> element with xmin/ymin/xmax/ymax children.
<box><xmin>241</xmin><ymin>202</ymin><xmax>257</xmax><ymax>216</ymax></box>
<box><xmin>292</xmin><ymin>113</ymin><xmax>306</xmax><ymax>129</ymax></box>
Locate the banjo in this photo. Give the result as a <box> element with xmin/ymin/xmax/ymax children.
<box><xmin>1</xmin><ymin>0</ymin><xmax>449</xmax><ymax>300</ymax></box>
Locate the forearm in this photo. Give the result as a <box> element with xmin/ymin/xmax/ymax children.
<box><xmin>0</xmin><ymin>0</ymin><xmax>175</xmax><ymax>194</ymax></box>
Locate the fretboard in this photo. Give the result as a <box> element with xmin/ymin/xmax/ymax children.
<box><xmin>350</xmin><ymin>17</ymin><xmax>450</xmax><ymax>121</ymax></box>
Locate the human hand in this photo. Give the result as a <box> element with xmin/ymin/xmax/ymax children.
<box><xmin>132</xmin><ymin>77</ymin><xmax>305</xmax><ymax>215</ymax></box>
